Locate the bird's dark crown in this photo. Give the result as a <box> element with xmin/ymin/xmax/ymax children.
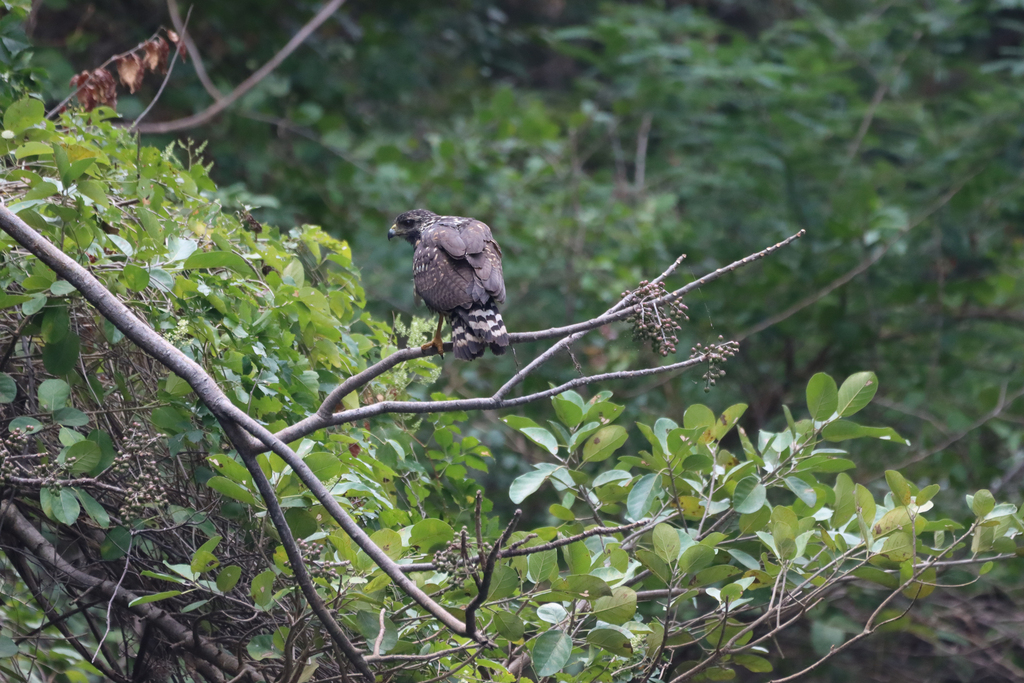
<box><xmin>389</xmin><ymin>209</ymin><xmax>438</xmax><ymax>243</ymax></box>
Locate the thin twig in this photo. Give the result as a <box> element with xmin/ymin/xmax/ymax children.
<box><xmin>135</xmin><ymin>0</ymin><xmax>347</xmax><ymax>133</ymax></box>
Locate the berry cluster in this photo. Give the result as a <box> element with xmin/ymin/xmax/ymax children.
<box><xmin>690</xmin><ymin>336</ymin><xmax>740</xmax><ymax>392</ymax></box>
<box><xmin>432</xmin><ymin>531</ymin><xmax>492</xmax><ymax>578</ymax></box>
<box><xmin>296</xmin><ymin>537</ymin><xmax>348</xmax><ymax>582</ymax></box>
<box><xmin>111</xmin><ymin>421</ymin><xmax>169</xmax><ymax>520</ymax></box>
<box><xmin>0</xmin><ymin>429</ymin><xmax>32</xmax><ymax>484</ymax></box>
<box><xmin>622</xmin><ymin>280</ymin><xmax>689</xmax><ymax>356</ymax></box>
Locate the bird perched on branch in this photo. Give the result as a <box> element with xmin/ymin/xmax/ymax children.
<box><xmin>388</xmin><ymin>209</ymin><xmax>509</xmax><ymax>361</ymax></box>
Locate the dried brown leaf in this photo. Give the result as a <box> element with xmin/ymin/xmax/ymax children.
<box><xmin>70</xmin><ymin>71</ymin><xmax>98</xmax><ymax>111</ymax></box>
<box><xmin>116</xmin><ymin>54</ymin><xmax>145</xmax><ymax>94</ymax></box>
<box><xmin>142</xmin><ymin>37</ymin><xmax>170</xmax><ymax>74</ymax></box>
<box><xmin>91</xmin><ymin>68</ymin><xmax>118</xmax><ymax>109</ymax></box>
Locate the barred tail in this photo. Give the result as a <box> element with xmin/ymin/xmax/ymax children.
<box><xmin>449</xmin><ymin>303</ymin><xmax>509</xmax><ymax>361</ymax></box>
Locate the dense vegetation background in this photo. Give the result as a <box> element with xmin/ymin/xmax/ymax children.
<box><xmin>4</xmin><ymin>0</ymin><xmax>1024</xmax><ymax>681</ymax></box>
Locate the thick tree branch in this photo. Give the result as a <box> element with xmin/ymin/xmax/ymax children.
<box><xmin>0</xmin><ymin>205</ymin><xmax>473</xmax><ymax>647</ymax></box>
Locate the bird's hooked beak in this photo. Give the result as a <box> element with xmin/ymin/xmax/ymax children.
<box><xmin>387</xmin><ymin>225</ymin><xmax>397</xmax><ymax>241</ymax></box>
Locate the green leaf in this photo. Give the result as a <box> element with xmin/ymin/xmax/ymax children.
<box><xmin>0</xmin><ymin>634</ymin><xmax>19</xmax><ymax>657</ymax></box>
<box><xmin>304</xmin><ymin>452</ymin><xmax>342</xmax><ymax>482</ymax></box>
<box><xmin>4</xmin><ymin>98</ymin><xmax>45</xmax><ymax>134</ymax></box>
<box><xmin>832</xmin><ymin>473</ymin><xmax>856</xmax><ymax>528</ymax></box>
<box><xmin>587</xmin><ymin>628</ymin><xmax>633</xmax><ymax>657</ymax></box>
<box><xmin>370</xmin><ymin>528</ymin><xmax>405</xmax><ymax>560</ymax></box>
<box><xmin>527</xmin><ymin>549</ymin><xmax>558</xmax><ymax>584</ymax></box>
<box><xmin>14</xmin><ymin>141</ymin><xmax>52</xmax><ymax>158</ymax></box>
<box><xmin>66</xmin><ymin>440</ymin><xmax>101</xmax><ymax>474</ymax></box>
<box><xmin>0</xmin><ymin>373</ymin><xmax>16</xmax><ymax>403</ymax></box>
<box><xmin>678</xmin><ymin>544</ymin><xmax>715</xmax><ymax>575</ymax></box>
<box><xmin>207</xmin><ymin>476</ymin><xmax>258</xmax><ymax>505</ymax></box>
<box><xmin>784</xmin><ymin>477</ymin><xmax>817</xmax><ymax>508</ymax></box>
<box><xmin>37</xmin><ymin>378</ymin><xmax>70</xmax><ymax>412</ymax></box>
<box><xmin>582</xmin><ymin>425</ymin><xmax>628</xmax><ymax>463</ymax></box>
<box><xmin>626</xmin><ymin>473</ymin><xmax>661</xmax><ymax>519</ymax></box>
<box><xmin>183</xmin><ymin>250</ymin><xmax>257</xmax><ymax>275</ymax></box>
<box><xmin>77</xmin><ymin>179</ymin><xmax>110</xmax><ymax>207</ymax></box>
<box><xmin>971</xmin><ymin>489</ymin><xmax>995</xmax><ymax>518</ymax></box>
<box><xmin>806</xmin><ymin>372</ymin><xmax>838</xmax><ymax>420</ymax></box>
<box><xmin>251</xmin><ymin>569</ymin><xmax>276</xmax><ymax>608</ymax></box>
<box><xmin>41</xmin><ymin>305</ymin><xmax>69</xmax><ymax>342</ymax></box>
<box><xmin>836</xmin><ymin>371</ymin><xmax>878</xmax><ymax>417</ymax></box>
<box><xmin>492</xmin><ymin>610</ymin><xmax>524</xmax><ymax>640</ymax></box>
<box><xmin>552</xmin><ymin>390</ymin><xmax>585</xmax><ymax>429</ymax></box>
<box><xmin>822</xmin><ymin>420</ymin><xmax>909</xmax><ymax>445</ymax></box>
<box><xmin>533</xmin><ymin>630</ymin><xmax>572</xmax><ymax>676</ymax></box>
<box><xmin>520</xmin><ymin>426</ymin><xmax>559</xmax><ymax>455</ymax></box>
<box><xmin>552</xmin><ymin>574</ymin><xmax>611</xmax><ymax>599</ymax></box>
<box><xmin>129</xmin><ymin>590</ymin><xmax>183</xmax><ymax>607</ymax></box>
<box><xmin>216</xmin><ymin>565</ymin><xmax>242</xmax><ymax>593</ymax></box>
<box><xmin>122</xmin><ymin>264</ymin><xmax>150</xmax><ymax>291</ymax></box>
<box><xmin>653</xmin><ymin>522</ymin><xmax>681</xmax><ymax>563</ymax></box>
<box><xmin>52</xmin><ymin>488</ymin><xmax>81</xmax><ymax>525</ymax></box>
<box><xmin>732</xmin><ymin>476</ymin><xmax>766</xmax><ymax>514</ymax></box>
<box><xmin>684</xmin><ymin>404</ymin><xmax>715</xmax><ymax>429</ymax></box>
<box><xmin>42</xmin><ymin>332</ymin><xmax>80</xmax><ymax>375</ymax></box>
<box><xmin>509</xmin><ymin>467</ymin><xmax>553</xmax><ymax>504</ymax></box>
<box><xmin>592</xmin><ymin>586</ymin><xmax>637</xmax><ymax>625</ymax></box>
<box><xmin>410</xmin><ymin>519</ymin><xmax>453</xmax><ymax>552</ymax></box>
<box><xmin>885</xmin><ymin>470</ymin><xmax>912</xmax><ymax>506</ymax></box>
<box><xmin>75</xmin><ymin>488</ymin><xmax>109</xmax><ymax>528</ymax></box>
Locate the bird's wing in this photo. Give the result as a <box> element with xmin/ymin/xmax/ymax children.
<box><xmin>414</xmin><ymin>219</ymin><xmax>506</xmax><ymax>311</ymax></box>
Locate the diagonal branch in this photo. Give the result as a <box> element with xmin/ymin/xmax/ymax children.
<box><xmin>135</xmin><ymin>0</ymin><xmax>347</xmax><ymax>133</ymax></box>
<box><xmin>0</xmin><ymin>205</ymin><xmax>473</xmax><ymax>653</ymax></box>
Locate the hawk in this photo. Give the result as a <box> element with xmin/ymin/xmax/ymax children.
<box><xmin>388</xmin><ymin>209</ymin><xmax>509</xmax><ymax>360</ymax></box>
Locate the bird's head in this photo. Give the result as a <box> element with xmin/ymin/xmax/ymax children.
<box><xmin>388</xmin><ymin>209</ymin><xmax>437</xmax><ymax>244</ymax></box>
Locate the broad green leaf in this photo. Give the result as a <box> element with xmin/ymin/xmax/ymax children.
<box><xmin>732</xmin><ymin>476</ymin><xmax>766</xmax><ymax>514</ymax></box>
<box><xmin>832</xmin><ymin>473</ymin><xmax>856</xmax><ymax>528</ymax></box>
<box><xmin>552</xmin><ymin>390</ymin><xmax>585</xmax><ymax>429</ymax></box>
<box><xmin>582</xmin><ymin>425</ymin><xmax>628</xmax><ymax>463</ymax></box>
<box><xmin>552</xmin><ymin>574</ymin><xmax>611</xmax><ymax>599</ymax></box>
<box><xmin>0</xmin><ymin>373</ymin><xmax>16</xmax><ymax>403</ymax></box>
<box><xmin>66</xmin><ymin>440</ymin><xmax>101</xmax><ymax>474</ymax></box>
<box><xmin>784</xmin><ymin>477</ymin><xmax>817</xmax><ymax>508</ymax></box>
<box><xmin>885</xmin><ymin>470</ymin><xmax>912</xmax><ymax>506</ymax></box>
<box><xmin>4</xmin><ymin>97</ymin><xmax>45</xmax><ymax>134</ymax></box>
<box><xmin>122</xmin><ymin>264</ymin><xmax>150</xmax><ymax>291</ymax></box>
<box><xmin>42</xmin><ymin>332</ymin><xmax>80</xmax><ymax>375</ymax></box>
<box><xmin>520</xmin><ymin>427</ymin><xmax>559</xmax><ymax>455</ymax></box>
<box><xmin>678</xmin><ymin>544</ymin><xmax>715</xmax><ymax>575</ymax></box>
<box><xmin>806</xmin><ymin>372</ymin><xmax>838</xmax><ymax>420</ymax></box>
<box><xmin>971</xmin><ymin>489</ymin><xmax>995</xmax><ymax>518</ymax></box>
<box><xmin>836</xmin><ymin>372</ymin><xmax>878</xmax><ymax>417</ymax></box>
<box><xmin>527</xmin><ymin>549</ymin><xmax>557</xmax><ymax>583</ymax></box>
<box><xmin>533</xmin><ymin>630</ymin><xmax>572</xmax><ymax>676</ymax></box>
<box><xmin>587</xmin><ymin>628</ymin><xmax>633</xmax><ymax>657</ymax></box>
<box><xmin>207</xmin><ymin>476</ymin><xmax>258</xmax><ymax>505</ymax></box>
<box><xmin>493</xmin><ymin>611</ymin><xmax>525</xmax><ymax>640</ymax></box>
<box><xmin>251</xmin><ymin>569</ymin><xmax>276</xmax><ymax>608</ymax></box>
<box><xmin>410</xmin><ymin>519</ymin><xmax>453</xmax><ymax>552</ymax></box>
<box><xmin>653</xmin><ymin>522</ymin><xmax>681</xmax><ymax>563</ymax></box>
<box><xmin>592</xmin><ymin>586</ymin><xmax>637</xmax><ymax>625</ymax></box>
<box><xmin>51</xmin><ymin>488</ymin><xmax>81</xmax><ymax>525</ymax></box>
<box><xmin>217</xmin><ymin>566</ymin><xmax>242</xmax><ymax>593</ymax></box>
<box><xmin>183</xmin><ymin>250</ymin><xmax>257</xmax><ymax>275</ymax></box>
<box><xmin>626</xmin><ymin>473</ymin><xmax>661</xmax><ymax>519</ymax></box>
<box><xmin>73</xmin><ymin>489</ymin><xmax>108</xmax><ymax>528</ymax></box>
<box><xmin>509</xmin><ymin>467</ymin><xmax>553</xmax><ymax>504</ymax></box>
<box><xmin>37</xmin><ymin>378</ymin><xmax>70</xmax><ymax>412</ymax></box>
<box><xmin>129</xmin><ymin>590</ymin><xmax>183</xmax><ymax>607</ymax></box>
<box><xmin>637</xmin><ymin>549</ymin><xmax>672</xmax><ymax>583</ymax></box>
